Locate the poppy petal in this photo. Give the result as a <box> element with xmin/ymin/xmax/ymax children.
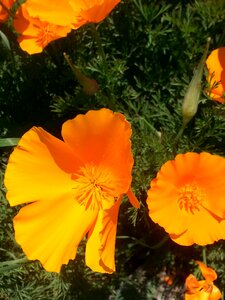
<box><xmin>14</xmin><ymin>6</ymin><xmax>71</xmax><ymax>54</ymax></box>
<box><xmin>126</xmin><ymin>187</ymin><xmax>140</xmax><ymax>209</ymax></box>
<box><xmin>69</xmin><ymin>0</ymin><xmax>120</xmax><ymax>27</ymax></box>
<box><xmin>170</xmin><ymin>206</ymin><xmax>225</xmax><ymax>245</ymax></box>
<box><xmin>196</xmin><ymin>152</ymin><xmax>225</xmax><ymax>218</ymax></box>
<box><xmin>196</xmin><ymin>261</ymin><xmax>217</xmax><ymax>282</ymax></box>
<box><xmin>24</xmin><ymin>0</ymin><xmax>75</xmax><ymax>26</ymax></box>
<box><xmin>85</xmin><ymin>199</ymin><xmax>121</xmax><ymax>273</ymax></box>
<box><xmin>206</xmin><ymin>47</ymin><xmax>225</xmax><ymax>103</ymax></box>
<box><xmin>4</xmin><ymin>127</ymin><xmax>81</xmax><ymax>206</ymax></box>
<box><xmin>147</xmin><ymin>178</ymin><xmax>188</xmax><ymax>235</ymax></box>
<box><xmin>62</xmin><ymin>108</ymin><xmax>133</xmax><ymax>194</ymax></box>
<box><xmin>13</xmin><ymin>195</ymin><xmax>98</xmax><ymax>272</ymax></box>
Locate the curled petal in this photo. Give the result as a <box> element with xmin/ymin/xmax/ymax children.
<box><xmin>196</xmin><ymin>261</ymin><xmax>217</xmax><ymax>282</ymax></box>
<box><xmin>126</xmin><ymin>187</ymin><xmax>140</xmax><ymax>209</ymax></box>
<box><xmin>85</xmin><ymin>199</ymin><xmax>121</xmax><ymax>273</ymax></box>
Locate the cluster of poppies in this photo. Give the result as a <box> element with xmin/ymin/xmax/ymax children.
<box><xmin>1</xmin><ymin>0</ymin><xmax>225</xmax><ymax>299</ymax></box>
<box><xmin>4</xmin><ymin>108</ymin><xmax>224</xmax><ymax>299</ymax></box>
<box><xmin>0</xmin><ymin>0</ymin><xmax>120</xmax><ymax>54</ymax></box>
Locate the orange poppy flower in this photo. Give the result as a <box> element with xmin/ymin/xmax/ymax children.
<box><xmin>69</xmin><ymin>0</ymin><xmax>121</xmax><ymax>29</ymax></box>
<box><xmin>13</xmin><ymin>5</ymin><xmax>71</xmax><ymax>54</ymax></box>
<box><xmin>4</xmin><ymin>108</ymin><xmax>140</xmax><ymax>273</ymax></box>
<box><xmin>24</xmin><ymin>0</ymin><xmax>120</xmax><ymax>29</ymax></box>
<box><xmin>0</xmin><ymin>0</ymin><xmax>14</xmax><ymax>23</ymax></box>
<box><xmin>206</xmin><ymin>47</ymin><xmax>225</xmax><ymax>103</ymax></box>
<box><xmin>185</xmin><ymin>261</ymin><xmax>222</xmax><ymax>300</ymax></box>
<box><xmin>147</xmin><ymin>152</ymin><xmax>225</xmax><ymax>246</ymax></box>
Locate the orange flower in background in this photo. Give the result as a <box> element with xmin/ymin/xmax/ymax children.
<box><xmin>13</xmin><ymin>0</ymin><xmax>121</xmax><ymax>53</ymax></box>
<box><xmin>185</xmin><ymin>261</ymin><xmax>222</xmax><ymax>300</ymax></box>
<box><xmin>69</xmin><ymin>0</ymin><xmax>121</xmax><ymax>29</ymax></box>
<box><xmin>147</xmin><ymin>152</ymin><xmax>225</xmax><ymax>246</ymax></box>
<box><xmin>4</xmin><ymin>108</ymin><xmax>139</xmax><ymax>273</ymax></box>
<box><xmin>206</xmin><ymin>47</ymin><xmax>225</xmax><ymax>103</ymax></box>
<box><xmin>0</xmin><ymin>0</ymin><xmax>14</xmax><ymax>23</ymax></box>
<box><xmin>13</xmin><ymin>5</ymin><xmax>71</xmax><ymax>54</ymax></box>
<box><xmin>23</xmin><ymin>0</ymin><xmax>121</xmax><ymax>29</ymax></box>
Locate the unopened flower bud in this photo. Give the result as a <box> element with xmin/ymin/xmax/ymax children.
<box><xmin>64</xmin><ymin>52</ymin><xmax>99</xmax><ymax>95</ymax></box>
<box><xmin>182</xmin><ymin>38</ymin><xmax>211</xmax><ymax>126</ymax></box>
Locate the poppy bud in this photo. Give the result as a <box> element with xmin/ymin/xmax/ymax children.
<box><xmin>64</xmin><ymin>53</ymin><xmax>99</xmax><ymax>95</ymax></box>
<box><xmin>182</xmin><ymin>38</ymin><xmax>210</xmax><ymax>126</ymax></box>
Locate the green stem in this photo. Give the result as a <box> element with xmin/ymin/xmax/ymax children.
<box><xmin>0</xmin><ymin>258</ymin><xmax>29</xmax><ymax>273</ymax></box>
<box><xmin>139</xmin><ymin>117</ymin><xmax>161</xmax><ymax>138</ymax></box>
<box><xmin>117</xmin><ymin>234</ymin><xmax>168</xmax><ymax>250</ymax></box>
<box><xmin>89</xmin><ymin>23</ymin><xmax>108</xmax><ymax>73</ymax></box>
<box><xmin>202</xmin><ymin>246</ymin><xmax>207</xmax><ymax>265</ymax></box>
<box><xmin>172</xmin><ymin>122</ymin><xmax>187</xmax><ymax>155</ymax></box>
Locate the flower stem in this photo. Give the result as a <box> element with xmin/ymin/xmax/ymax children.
<box><xmin>202</xmin><ymin>246</ymin><xmax>207</xmax><ymax>265</ymax></box>
<box><xmin>0</xmin><ymin>257</ymin><xmax>29</xmax><ymax>273</ymax></box>
<box><xmin>172</xmin><ymin>122</ymin><xmax>187</xmax><ymax>155</ymax></box>
<box><xmin>89</xmin><ymin>23</ymin><xmax>108</xmax><ymax>73</ymax></box>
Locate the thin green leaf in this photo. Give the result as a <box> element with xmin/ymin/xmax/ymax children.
<box><xmin>0</xmin><ymin>138</ymin><xmax>19</xmax><ymax>147</ymax></box>
<box><xmin>0</xmin><ymin>30</ymin><xmax>11</xmax><ymax>51</ymax></box>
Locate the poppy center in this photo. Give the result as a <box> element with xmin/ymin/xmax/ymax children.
<box><xmin>71</xmin><ymin>164</ymin><xmax>119</xmax><ymax>209</ymax></box>
<box><xmin>178</xmin><ymin>182</ymin><xmax>205</xmax><ymax>214</ymax></box>
<box><xmin>36</xmin><ymin>24</ymin><xmax>58</xmax><ymax>48</ymax></box>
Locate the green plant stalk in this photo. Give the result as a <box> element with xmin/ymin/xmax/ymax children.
<box><xmin>0</xmin><ymin>138</ymin><xmax>19</xmax><ymax>147</ymax></box>
<box><xmin>202</xmin><ymin>246</ymin><xmax>207</xmax><ymax>265</ymax></box>
<box><xmin>0</xmin><ymin>258</ymin><xmax>29</xmax><ymax>273</ymax></box>
<box><xmin>89</xmin><ymin>23</ymin><xmax>108</xmax><ymax>73</ymax></box>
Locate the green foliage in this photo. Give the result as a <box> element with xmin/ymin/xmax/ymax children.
<box><xmin>1</xmin><ymin>0</ymin><xmax>225</xmax><ymax>299</ymax></box>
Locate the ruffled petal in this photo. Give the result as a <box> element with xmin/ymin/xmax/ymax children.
<box><xmin>170</xmin><ymin>206</ymin><xmax>225</xmax><ymax>246</ymax></box>
<box><xmin>166</xmin><ymin>152</ymin><xmax>200</xmax><ymax>186</ymax></box>
<box><xmin>185</xmin><ymin>274</ymin><xmax>202</xmax><ymax>293</ymax></box>
<box><xmin>14</xmin><ymin>194</ymin><xmax>98</xmax><ymax>272</ymax></box>
<box><xmin>4</xmin><ymin>127</ymin><xmax>81</xmax><ymax>206</ymax></box>
<box><xmin>147</xmin><ymin>178</ymin><xmax>188</xmax><ymax>235</ymax></box>
<box><xmin>62</xmin><ymin>108</ymin><xmax>133</xmax><ymax>194</ymax></box>
<box><xmin>196</xmin><ymin>261</ymin><xmax>217</xmax><ymax>282</ymax></box>
<box><xmin>14</xmin><ymin>6</ymin><xmax>71</xmax><ymax>54</ymax></box>
<box><xmin>24</xmin><ymin>0</ymin><xmax>75</xmax><ymax>26</ymax></box>
<box><xmin>69</xmin><ymin>0</ymin><xmax>120</xmax><ymax>27</ymax></box>
<box><xmin>196</xmin><ymin>153</ymin><xmax>225</xmax><ymax>218</ymax></box>
<box><xmin>85</xmin><ymin>199</ymin><xmax>121</xmax><ymax>273</ymax></box>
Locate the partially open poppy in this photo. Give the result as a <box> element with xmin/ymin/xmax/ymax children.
<box><xmin>70</xmin><ymin>0</ymin><xmax>121</xmax><ymax>29</ymax></box>
<box><xmin>13</xmin><ymin>5</ymin><xmax>71</xmax><ymax>54</ymax></box>
<box><xmin>13</xmin><ymin>0</ymin><xmax>121</xmax><ymax>54</ymax></box>
<box><xmin>0</xmin><ymin>0</ymin><xmax>14</xmax><ymax>23</ymax></box>
<box><xmin>147</xmin><ymin>152</ymin><xmax>225</xmax><ymax>246</ymax></box>
<box><xmin>206</xmin><ymin>47</ymin><xmax>225</xmax><ymax>103</ymax></box>
<box><xmin>4</xmin><ymin>108</ymin><xmax>139</xmax><ymax>273</ymax></box>
<box><xmin>185</xmin><ymin>261</ymin><xmax>222</xmax><ymax>300</ymax></box>
<box><xmin>23</xmin><ymin>0</ymin><xmax>121</xmax><ymax>29</ymax></box>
